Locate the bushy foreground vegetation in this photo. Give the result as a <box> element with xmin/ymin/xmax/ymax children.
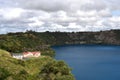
<box><xmin>0</xmin><ymin>49</ymin><xmax>75</xmax><ymax>80</ymax></box>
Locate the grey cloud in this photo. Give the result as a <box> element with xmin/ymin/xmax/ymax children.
<box><xmin>80</xmin><ymin>0</ymin><xmax>106</xmax><ymax>11</ymax></box>
<box><xmin>2</xmin><ymin>0</ymin><xmax>120</xmax><ymax>12</ymax></box>
<box><xmin>17</xmin><ymin>0</ymin><xmax>69</xmax><ymax>12</ymax></box>
<box><xmin>17</xmin><ymin>0</ymin><xmax>105</xmax><ymax>12</ymax></box>
<box><xmin>16</xmin><ymin>0</ymin><xmax>108</xmax><ymax>12</ymax></box>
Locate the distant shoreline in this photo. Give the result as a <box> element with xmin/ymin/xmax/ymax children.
<box><xmin>52</xmin><ymin>44</ymin><xmax>120</xmax><ymax>48</ymax></box>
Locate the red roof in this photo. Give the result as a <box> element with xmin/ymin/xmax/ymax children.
<box><xmin>23</xmin><ymin>52</ymin><xmax>40</xmax><ymax>55</ymax></box>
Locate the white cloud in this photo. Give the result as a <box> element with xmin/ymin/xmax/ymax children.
<box><xmin>1</xmin><ymin>0</ymin><xmax>120</xmax><ymax>34</ymax></box>
<box><xmin>0</xmin><ymin>8</ymin><xmax>24</xmax><ymax>20</ymax></box>
<box><xmin>108</xmin><ymin>16</ymin><xmax>120</xmax><ymax>23</ymax></box>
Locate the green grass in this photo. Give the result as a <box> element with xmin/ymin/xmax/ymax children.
<box><xmin>0</xmin><ymin>49</ymin><xmax>11</xmax><ymax>57</ymax></box>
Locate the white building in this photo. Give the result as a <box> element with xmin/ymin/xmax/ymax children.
<box><xmin>11</xmin><ymin>51</ymin><xmax>41</xmax><ymax>59</ymax></box>
<box><xmin>12</xmin><ymin>53</ymin><xmax>23</xmax><ymax>59</ymax></box>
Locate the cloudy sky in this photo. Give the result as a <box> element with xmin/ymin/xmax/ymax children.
<box><xmin>0</xmin><ymin>0</ymin><xmax>120</xmax><ymax>34</ymax></box>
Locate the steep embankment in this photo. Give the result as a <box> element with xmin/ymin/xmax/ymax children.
<box><xmin>0</xmin><ymin>49</ymin><xmax>75</xmax><ymax>80</ymax></box>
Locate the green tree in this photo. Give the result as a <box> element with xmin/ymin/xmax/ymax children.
<box><xmin>39</xmin><ymin>61</ymin><xmax>75</xmax><ymax>80</ymax></box>
<box><xmin>0</xmin><ymin>68</ymin><xmax>11</xmax><ymax>80</ymax></box>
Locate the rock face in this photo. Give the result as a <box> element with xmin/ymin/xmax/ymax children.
<box><xmin>50</xmin><ymin>30</ymin><xmax>120</xmax><ymax>45</ymax></box>
<box><xmin>96</xmin><ymin>31</ymin><xmax>118</xmax><ymax>44</ymax></box>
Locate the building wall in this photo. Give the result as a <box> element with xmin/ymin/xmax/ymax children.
<box><xmin>12</xmin><ymin>53</ymin><xmax>23</xmax><ymax>59</ymax></box>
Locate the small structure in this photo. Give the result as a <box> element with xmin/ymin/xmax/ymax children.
<box><xmin>12</xmin><ymin>53</ymin><xmax>23</xmax><ymax>60</ymax></box>
<box><xmin>11</xmin><ymin>51</ymin><xmax>41</xmax><ymax>59</ymax></box>
<box><xmin>23</xmin><ymin>51</ymin><xmax>41</xmax><ymax>58</ymax></box>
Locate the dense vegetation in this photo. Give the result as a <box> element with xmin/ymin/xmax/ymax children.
<box><xmin>0</xmin><ymin>30</ymin><xmax>120</xmax><ymax>55</ymax></box>
<box><xmin>0</xmin><ymin>31</ymin><xmax>55</xmax><ymax>57</ymax></box>
<box><xmin>0</xmin><ymin>49</ymin><xmax>75</xmax><ymax>80</ymax></box>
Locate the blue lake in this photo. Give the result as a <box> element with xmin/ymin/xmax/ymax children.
<box><xmin>52</xmin><ymin>44</ymin><xmax>120</xmax><ymax>80</ymax></box>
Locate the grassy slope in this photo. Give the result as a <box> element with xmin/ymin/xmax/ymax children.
<box><xmin>0</xmin><ymin>49</ymin><xmax>75</xmax><ymax>80</ymax></box>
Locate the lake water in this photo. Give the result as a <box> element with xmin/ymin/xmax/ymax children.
<box><xmin>52</xmin><ymin>44</ymin><xmax>120</xmax><ymax>80</ymax></box>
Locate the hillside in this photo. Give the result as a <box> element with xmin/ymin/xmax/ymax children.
<box><xmin>0</xmin><ymin>49</ymin><xmax>75</xmax><ymax>80</ymax></box>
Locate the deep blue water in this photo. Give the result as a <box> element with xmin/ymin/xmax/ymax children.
<box><xmin>52</xmin><ymin>44</ymin><xmax>120</xmax><ymax>80</ymax></box>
